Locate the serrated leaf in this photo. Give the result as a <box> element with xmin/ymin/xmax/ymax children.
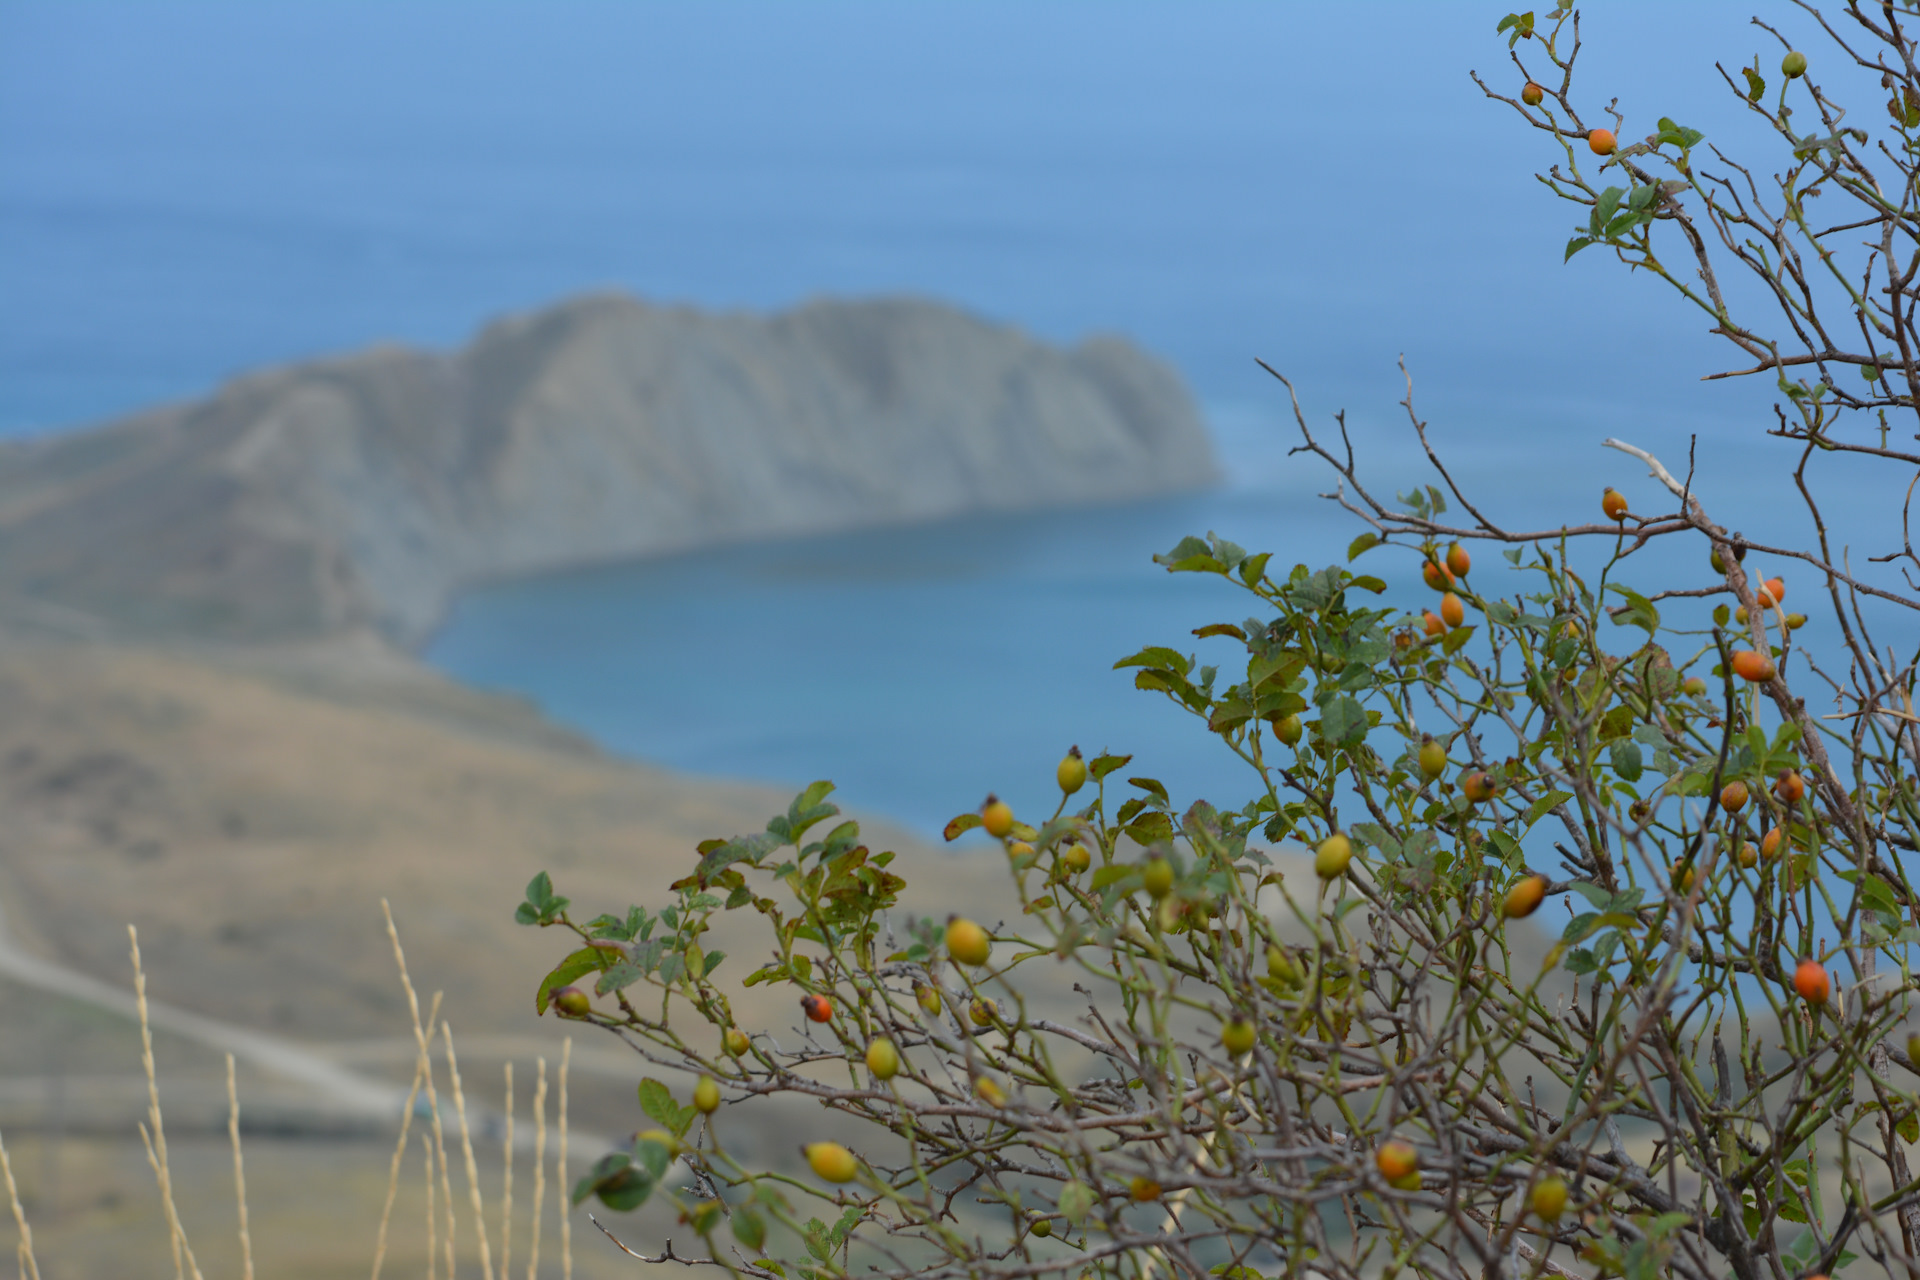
<box><xmin>1089</xmin><ymin>752</ymin><xmax>1132</xmax><ymax>781</ymax></box>
<box><xmin>638</xmin><ymin>1077</ymin><xmax>694</xmax><ymax>1138</ymax></box>
<box><xmin>943</xmin><ymin>812</ymin><xmax>983</xmax><ymax>842</ymax></box>
<box><xmin>1565</xmin><ymin>236</ymin><xmax>1596</xmax><ymax>261</ymax></box>
<box><xmin>1524</xmin><ymin>790</ymin><xmax>1575</xmax><ymax>830</ymax></box>
<box><xmin>536</xmin><ymin>947</ymin><xmax>606</xmax><ymax>1016</ymax></box>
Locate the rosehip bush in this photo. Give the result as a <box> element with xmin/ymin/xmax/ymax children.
<box><xmin>518</xmin><ymin>7</ymin><xmax>1920</xmax><ymax>1280</ymax></box>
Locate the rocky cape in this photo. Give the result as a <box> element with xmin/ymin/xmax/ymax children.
<box><xmin>0</xmin><ymin>293</ymin><xmax>1216</xmax><ymax>647</ymax></box>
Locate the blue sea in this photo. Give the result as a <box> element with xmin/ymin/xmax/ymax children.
<box><xmin>3</xmin><ymin>3</ymin><xmax>1901</xmax><ymax>838</ymax></box>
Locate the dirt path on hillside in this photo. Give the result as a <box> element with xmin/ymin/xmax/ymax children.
<box><xmin>0</xmin><ymin>894</ymin><xmax>406</xmax><ymax>1123</ymax></box>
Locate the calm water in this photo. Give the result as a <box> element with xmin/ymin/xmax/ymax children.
<box><xmin>6</xmin><ymin>3</ymin><xmax>1901</xmax><ymax>835</ymax></box>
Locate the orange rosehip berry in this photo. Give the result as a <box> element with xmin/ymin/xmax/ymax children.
<box><xmin>1794</xmin><ymin>958</ymin><xmax>1830</xmax><ymax>1006</ymax></box>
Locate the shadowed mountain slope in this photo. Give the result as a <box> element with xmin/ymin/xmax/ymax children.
<box><xmin>0</xmin><ymin>294</ymin><xmax>1216</xmax><ymax>645</ymax></box>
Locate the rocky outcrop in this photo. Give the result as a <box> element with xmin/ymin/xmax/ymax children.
<box><xmin>0</xmin><ymin>293</ymin><xmax>1216</xmax><ymax>645</ymax></box>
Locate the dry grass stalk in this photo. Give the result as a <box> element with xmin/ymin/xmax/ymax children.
<box><xmin>441</xmin><ymin>1022</ymin><xmax>495</xmax><ymax>1280</ymax></box>
<box><xmin>424</xmin><ymin>1135</ymin><xmax>437</xmax><ymax>1280</ymax></box>
<box><xmin>371</xmin><ymin>986</ymin><xmax>442</xmax><ymax>1280</ymax></box>
<box><xmin>527</xmin><ymin>1058</ymin><xmax>547</xmax><ymax>1280</ymax></box>
<box><xmin>137</xmin><ymin>1123</ymin><xmax>205</xmax><ymax>1280</ymax></box>
<box><xmin>433</xmin><ymin>1018</ymin><xmax>455</xmax><ymax>1280</ymax></box>
<box><xmin>225</xmin><ymin>1054</ymin><xmax>254</xmax><ymax>1280</ymax></box>
<box><xmin>499</xmin><ymin>1063</ymin><xmax>514</xmax><ymax>1280</ymax></box>
<box><xmin>558</xmin><ymin>1037</ymin><xmax>571</xmax><ymax>1280</ymax></box>
<box><xmin>0</xmin><ymin>1127</ymin><xmax>41</xmax><ymax>1280</ymax></box>
<box><xmin>380</xmin><ymin>905</ymin><xmax>455</xmax><ymax>1278</ymax></box>
<box><xmin>130</xmin><ymin>925</ymin><xmax>198</xmax><ymax>1280</ymax></box>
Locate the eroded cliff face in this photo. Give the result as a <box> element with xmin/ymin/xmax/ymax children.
<box><xmin>0</xmin><ymin>293</ymin><xmax>1216</xmax><ymax>645</ymax></box>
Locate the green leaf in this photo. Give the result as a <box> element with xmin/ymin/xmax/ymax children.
<box><xmin>1569</xmin><ymin>881</ymin><xmax>1611</xmax><ymax>909</ymax></box>
<box><xmin>637</xmin><ymin>1077</ymin><xmax>694</xmax><ymax>1138</ymax></box>
<box><xmin>1114</xmin><ymin>646</ymin><xmax>1192</xmax><ymax>675</ymax></box>
<box><xmin>1900</xmin><ymin>1109</ymin><xmax>1919</xmax><ymax>1145</ymax></box>
<box><xmin>1590</xmin><ymin>185</ymin><xmax>1625</xmax><ymax>236</ymax></box>
<box><xmin>1610</xmin><ymin>741</ymin><xmax>1644</xmax><ymax>783</ymax></box>
<box><xmin>535</xmin><ymin>947</ymin><xmax>607</xmax><ymax>1016</ymax></box>
<box><xmin>1524</xmin><ymin>790</ymin><xmax>1576</xmax><ymax>830</ymax></box>
<box><xmin>733</xmin><ymin>1207</ymin><xmax>767</xmax><ymax>1252</ymax></box>
<box><xmin>573</xmin><ymin>1151</ymin><xmax>654</xmax><ymax>1212</ymax></box>
<box><xmin>1347</xmin><ymin>533</ymin><xmax>1380</xmax><ymax>561</ymax></box>
<box><xmin>1744</xmin><ymin>66</ymin><xmax>1766</xmax><ymax>101</ymax></box>
<box><xmin>1565</xmin><ymin>236</ymin><xmax>1597</xmax><ymax>261</ymax></box>
<box><xmin>1317</xmin><ymin>694</ymin><xmax>1369</xmax><ymax>748</ymax></box>
<box><xmin>1129</xmin><ymin>776</ymin><xmax>1170</xmax><ymax>807</ymax></box>
<box><xmin>1192</xmin><ymin>623</ymin><xmax>1246</xmax><ymax>641</ymax></box>
<box><xmin>1091</xmin><ymin>865</ymin><xmax>1135</xmax><ymax>891</ymax></box>
<box><xmin>1089</xmin><ymin>752</ymin><xmax>1133</xmax><ymax>781</ymax></box>
<box><xmin>1126</xmin><ymin>812</ymin><xmax>1175</xmax><ymax>846</ymax></box>
<box><xmin>1238</xmin><ymin>552</ymin><xmax>1273</xmax><ymax>586</ymax></box>
<box><xmin>632</xmin><ymin>1133</ymin><xmax>675</xmax><ymax>1180</ymax></box>
<box><xmin>1607</xmin><ymin>585</ymin><xmax>1661</xmax><ymax>636</ymax></box>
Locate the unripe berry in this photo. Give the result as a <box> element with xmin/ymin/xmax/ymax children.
<box><xmin>1447</xmin><ymin>542</ymin><xmax>1471</xmax><ymax>577</ymax></box>
<box><xmin>1782</xmin><ymin>50</ymin><xmax>1807</xmax><ymax>78</ymax></box>
<box><xmin>980</xmin><ymin>794</ymin><xmax>1014</xmax><ymax>838</ymax></box>
<box><xmin>724</xmin><ymin>1028</ymin><xmax>751</xmax><ymax>1056</ymax></box>
<box><xmin>1057</xmin><ymin>746</ymin><xmax>1087</xmax><ymax>795</ymax></box>
<box><xmin>1142</xmin><ymin>856</ymin><xmax>1175</xmax><ymax>898</ymax></box>
<box><xmin>1314</xmin><ymin>833</ymin><xmax>1353</xmax><ymax>879</ymax></box>
<box><xmin>915</xmin><ymin>984</ymin><xmax>943</xmax><ymax>1016</ymax></box>
<box><xmin>1418</xmin><ymin>737</ymin><xmax>1447</xmax><ymax>779</ymax></box>
<box><xmin>1440</xmin><ymin>592</ymin><xmax>1466</xmax><ymax>629</ymax></box>
<box><xmin>1028</xmin><ymin>1214</ymin><xmax>1053</xmax><ymax>1238</ymax></box>
<box><xmin>1062</xmin><ymin>843</ymin><xmax>1092</xmax><ymax>873</ymax></box>
<box><xmin>1422</xmin><ymin>560</ymin><xmax>1455</xmax><ymax>591</ymax></box>
<box><xmin>1221</xmin><ymin>1018</ymin><xmax>1256</xmax><ymax>1056</ymax></box>
<box><xmin>1503</xmin><ymin>874</ymin><xmax>1548</xmax><ymax>919</ymax></box>
<box><xmin>974</xmin><ymin>1075</ymin><xmax>1008</xmax><ymax>1106</ymax></box>
<box><xmin>969</xmin><ymin>997</ymin><xmax>997</xmax><ymax>1027</ymax></box>
<box><xmin>694</xmin><ymin>1075</ymin><xmax>721</xmax><ymax>1114</ymax></box>
<box><xmin>946</xmin><ymin>916</ymin><xmax>992</xmax><ymax>966</ymax></box>
<box><xmin>805</xmin><ymin>1141</ymin><xmax>858</xmax><ymax>1183</ymax></box>
<box><xmin>1522</xmin><ymin>82</ymin><xmax>1545</xmax><ymax>106</ymax></box>
<box><xmin>1271</xmin><ymin>712</ymin><xmax>1303</xmax><ymax>744</ymax></box>
<box><xmin>865</xmin><ymin>1038</ymin><xmax>901</xmax><ymax>1081</ymax></box>
<box><xmin>1531</xmin><ymin>1176</ymin><xmax>1569</xmax><ymax>1221</ymax></box>
<box><xmin>551</xmin><ymin>986</ymin><xmax>590</xmax><ymax>1018</ymax></box>
<box><xmin>1129</xmin><ymin>1177</ymin><xmax>1162</xmax><ymax>1202</ymax></box>
<box><xmin>1719</xmin><ymin>780</ymin><xmax>1749</xmax><ymax>813</ymax></box>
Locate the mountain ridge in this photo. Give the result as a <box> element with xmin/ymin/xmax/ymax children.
<box><xmin>0</xmin><ymin>292</ymin><xmax>1217</xmax><ymax>646</ymax></box>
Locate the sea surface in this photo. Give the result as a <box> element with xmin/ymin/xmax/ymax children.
<box><xmin>5</xmin><ymin>3</ymin><xmax>1902</xmax><ymax>837</ymax></box>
